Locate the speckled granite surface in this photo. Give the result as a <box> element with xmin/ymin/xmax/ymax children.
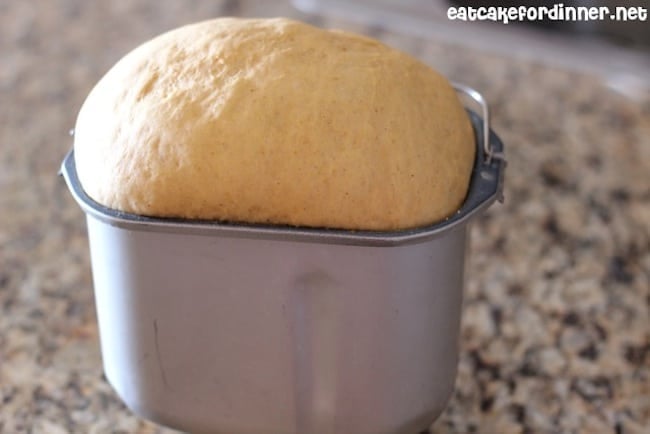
<box><xmin>1</xmin><ymin>0</ymin><xmax>648</xmax><ymax>433</ymax></box>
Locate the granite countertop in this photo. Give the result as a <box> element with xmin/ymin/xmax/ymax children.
<box><xmin>1</xmin><ymin>0</ymin><xmax>648</xmax><ymax>432</ymax></box>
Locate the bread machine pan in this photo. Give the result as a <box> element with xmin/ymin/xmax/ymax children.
<box><xmin>60</xmin><ymin>85</ymin><xmax>505</xmax><ymax>434</ymax></box>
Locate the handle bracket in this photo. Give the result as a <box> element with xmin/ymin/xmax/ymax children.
<box><xmin>453</xmin><ymin>83</ymin><xmax>505</xmax><ymax>164</ymax></box>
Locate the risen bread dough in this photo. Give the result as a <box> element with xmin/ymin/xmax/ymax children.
<box><xmin>74</xmin><ymin>18</ymin><xmax>475</xmax><ymax>230</ymax></box>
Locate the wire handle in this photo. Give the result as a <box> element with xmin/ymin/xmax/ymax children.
<box><xmin>453</xmin><ymin>83</ymin><xmax>504</xmax><ymax>164</ymax></box>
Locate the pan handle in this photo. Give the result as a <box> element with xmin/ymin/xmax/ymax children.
<box><xmin>453</xmin><ymin>83</ymin><xmax>505</xmax><ymax>164</ymax></box>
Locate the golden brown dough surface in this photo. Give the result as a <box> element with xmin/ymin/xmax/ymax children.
<box><xmin>74</xmin><ymin>18</ymin><xmax>475</xmax><ymax>230</ymax></box>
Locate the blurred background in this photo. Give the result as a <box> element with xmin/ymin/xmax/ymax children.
<box><xmin>1</xmin><ymin>0</ymin><xmax>648</xmax><ymax>433</ymax></box>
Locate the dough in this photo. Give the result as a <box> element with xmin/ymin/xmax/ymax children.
<box><xmin>74</xmin><ymin>18</ymin><xmax>475</xmax><ymax>230</ymax></box>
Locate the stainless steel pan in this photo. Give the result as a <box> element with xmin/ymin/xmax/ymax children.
<box><xmin>61</xmin><ymin>85</ymin><xmax>505</xmax><ymax>434</ymax></box>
